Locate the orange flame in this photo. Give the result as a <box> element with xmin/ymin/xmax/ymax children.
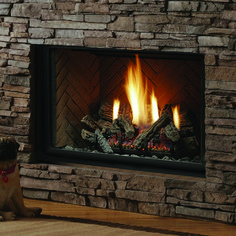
<box><xmin>113</xmin><ymin>99</ymin><xmax>120</xmax><ymax>120</ymax></box>
<box><xmin>172</xmin><ymin>105</ymin><xmax>180</xmax><ymax>130</ymax></box>
<box><xmin>151</xmin><ymin>90</ymin><xmax>159</xmax><ymax>123</ymax></box>
<box><xmin>125</xmin><ymin>55</ymin><xmax>159</xmax><ymax>128</ymax></box>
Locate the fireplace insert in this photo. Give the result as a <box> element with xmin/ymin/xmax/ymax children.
<box><xmin>33</xmin><ymin>46</ymin><xmax>205</xmax><ymax>177</ymax></box>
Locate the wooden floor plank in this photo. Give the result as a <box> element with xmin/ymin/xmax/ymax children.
<box><xmin>1</xmin><ymin>199</ymin><xmax>236</xmax><ymax>235</ymax></box>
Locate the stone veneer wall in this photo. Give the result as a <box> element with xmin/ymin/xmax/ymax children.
<box><xmin>0</xmin><ymin>0</ymin><xmax>236</xmax><ymax>224</ymax></box>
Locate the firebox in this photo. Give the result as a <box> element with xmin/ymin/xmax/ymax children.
<box><xmin>33</xmin><ymin>46</ymin><xmax>205</xmax><ymax>177</ymax></box>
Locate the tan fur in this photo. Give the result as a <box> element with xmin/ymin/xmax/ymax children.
<box><xmin>0</xmin><ymin>137</ymin><xmax>42</xmax><ymax>221</ymax></box>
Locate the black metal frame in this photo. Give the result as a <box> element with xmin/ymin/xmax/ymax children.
<box><xmin>33</xmin><ymin>45</ymin><xmax>205</xmax><ymax>177</ymax></box>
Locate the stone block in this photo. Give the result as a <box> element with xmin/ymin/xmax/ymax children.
<box><xmin>205</xmin><ymin>66</ymin><xmax>236</xmax><ymax>82</ymax></box>
<box><xmin>206</xmin><ymin>126</ymin><xmax>236</xmax><ymax>136</ymax></box>
<box><xmin>222</xmin><ymin>10</ymin><xmax>236</xmax><ymax>20</ymax></box>
<box><xmin>87</xmin><ymin>178</ymin><xmax>101</xmax><ymax>189</ymax></box>
<box><xmin>28</xmin><ymin>39</ymin><xmax>44</xmax><ymax>45</ymax></box>
<box><xmin>96</xmin><ymin>189</ymin><xmax>115</xmax><ymax>198</ymax></box>
<box><xmin>0</xmin><ymin>4</ymin><xmax>11</xmax><ymax>16</ymax></box>
<box><xmin>88</xmin><ymin>196</ymin><xmax>107</xmax><ymax>208</ymax></box>
<box><xmin>102</xmin><ymin>171</ymin><xmax>118</xmax><ymax>180</ymax></box>
<box><xmin>199</xmin><ymin>36</ymin><xmax>228</xmax><ymax>47</ymax></box>
<box><xmin>85</xmin><ymin>15</ymin><xmax>111</xmax><ymax>23</ymax></box>
<box><xmin>206</xmin><ymin>151</ymin><xmax>236</xmax><ymax>163</ymax></box>
<box><xmin>11</xmin><ymin>4</ymin><xmax>42</xmax><ymax>18</ymax></box>
<box><xmin>115</xmin><ymin>189</ymin><xmax>165</xmax><ymax>203</ymax></box>
<box><xmin>205</xmin><ymin>192</ymin><xmax>228</xmax><ymax>204</ymax></box>
<box><xmin>163</xmin><ymin>24</ymin><xmax>205</xmax><ymax>34</ymax></box>
<box><xmin>48</xmin><ymin>165</ymin><xmax>74</xmax><ymax>174</ymax></box>
<box><xmin>158</xmin><ymin>204</ymin><xmax>175</xmax><ymax>217</ymax></box>
<box><xmin>138</xmin><ymin>202</ymin><xmax>158</xmax><ymax>215</ymax></box>
<box><xmin>84</xmin><ymin>31</ymin><xmax>113</xmax><ymax>38</ymax></box>
<box><xmin>136</xmin><ymin>23</ymin><xmax>162</xmax><ymax>33</ymax></box>
<box><xmin>0</xmin><ymin>125</ymin><xmax>29</xmax><ymax>135</ymax></box>
<box><xmin>4</xmin><ymin>17</ymin><xmax>28</xmax><ymax>24</ymax></box>
<box><xmin>20</xmin><ymin>168</ymin><xmax>41</xmax><ymax>178</ymax></box>
<box><xmin>8</xmin><ymin>60</ymin><xmax>30</xmax><ymax>69</ymax></box>
<box><xmin>23</xmin><ymin>189</ymin><xmax>49</xmax><ymax>200</ymax></box>
<box><xmin>84</xmin><ymin>38</ymin><xmax>107</xmax><ymax>48</ymax></box>
<box><xmin>101</xmin><ymin>179</ymin><xmax>115</xmax><ymax>190</ymax></box>
<box><xmin>107</xmin><ymin>38</ymin><xmax>140</xmax><ymax>49</ymax></box>
<box><xmin>205</xmin><ymin>91</ymin><xmax>236</xmax><ymax>109</ymax></box>
<box><xmin>204</xmin><ymin>55</ymin><xmax>216</xmax><ymax>66</ymax></box>
<box><xmin>20</xmin><ymin>177</ymin><xmax>75</xmax><ymax>192</ymax></box>
<box><xmin>0</xmin><ymin>25</ymin><xmax>10</xmax><ymax>36</ymax></box>
<box><xmin>13</xmin><ymin>23</ymin><xmax>28</xmax><ymax>33</ymax></box>
<box><xmin>51</xmin><ymin>192</ymin><xmax>86</xmax><ymax>206</ymax></box>
<box><xmin>108</xmin><ymin>17</ymin><xmax>134</xmax><ymax>32</ymax></box>
<box><xmin>108</xmin><ymin>198</ymin><xmax>138</xmax><ymax>212</ymax></box>
<box><xmin>168</xmin><ymin>1</ymin><xmax>197</xmax><ymax>12</ymax></box>
<box><xmin>115</xmin><ymin>181</ymin><xmax>127</xmax><ymax>189</ymax></box>
<box><xmin>45</xmin><ymin>38</ymin><xmax>83</xmax><ymax>46</ymax></box>
<box><xmin>75</xmin><ymin>3</ymin><xmax>109</xmax><ymax>14</ymax></box>
<box><xmin>205</xmin><ymin>134</ymin><xmax>234</xmax><ymax>153</ymax></box>
<box><xmin>206</xmin><ymin>80</ymin><xmax>236</xmax><ymax>91</ymax></box>
<box><xmin>76</xmin><ymin>187</ymin><xmax>95</xmax><ymax>196</ymax></box>
<box><xmin>141</xmin><ymin>39</ymin><xmax>197</xmax><ymax>48</ymax></box>
<box><xmin>176</xmin><ymin>206</ymin><xmax>215</xmax><ymax>219</ymax></box>
<box><xmin>167</xmin><ymin>189</ymin><xmax>203</xmax><ymax>202</ymax></box>
<box><xmin>0</xmin><ymin>100</ymin><xmax>10</xmax><ymax>110</ymax></box>
<box><xmin>20</xmin><ymin>163</ymin><xmax>48</xmax><ymax>170</ymax></box>
<box><xmin>55</xmin><ymin>30</ymin><xmax>83</xmax><ymax>39</ymax></box>
<box><xmin>215</xmin><ymin>211</ymin><xmax>235</xmax><ymax>224</ymax></box>
<box><xmin>29</xmin><ymin>28</ymin><xmax>54</xmax><ymax>39</ymax></box>
<box><xmin>74</xmin><ymin>168</ymin><xmax>102</xmax><ymax>178</ymax></box>
<box><xmin>126</xmin><ymin>175</ymin><xmax>165</xmax><ymax>193</ymax></box>
<box><xmin>56</xmin><ymin>2</ymin><xmax>75</xmax><ymax>10</ymax></box>
<box><xmin>135</xmin><ymin>15</ymin><xmax>169</xmax><ymax>24</ymax></box>
<box><xmin>223</xmin><ymin>172</ymin><xmax>236</xmax><ymax>186</ymax></box>
<box><xmin>41</xmin><ymin>21</ymin><xmax>106</xmax><ymax>30</ymax></box>
<box><xmin>165</xmin><ymin>178</ymin><xmax>205</xmax><ymax>191</ymax></box>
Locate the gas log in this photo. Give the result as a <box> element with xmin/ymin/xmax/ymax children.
<box><xmin>116</xmin><ymin>115</ymin><xmax>135</xmax><ymax>139</ymax></box>
<box><xmin>80</xmin><ymin>103</ymin><xmax>199</xmax><ymax>159</ymax></box>
<box><xmin>133</xmin><ymin>113</ymin><xmax>172</xmax><ymax>150</ymax></box>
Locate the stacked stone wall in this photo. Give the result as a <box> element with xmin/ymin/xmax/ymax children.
<box><xmin>0</xmin><ymin>0</ymin><xmax>235</xmax><ymax>224</ymax></box>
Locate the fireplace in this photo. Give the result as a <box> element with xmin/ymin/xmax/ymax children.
<box><xmin>1</xmin><ymin>0</ymin><xmax>236</xmax><ymax>224</ymax></box>
<box><xmin>34</xmin><ymin>46</ymin><xmax>205</xmax><ymax>176</ymax></box>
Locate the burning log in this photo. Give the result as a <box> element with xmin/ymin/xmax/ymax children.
<box><xmin>164</xmin><ymin>121</ymin><xmax>180</xmax><ymax>142</ymax></box>
<box><xmin>116</xmin><ymin>115</ymin><xmax>135</xmax><ymax>139</ymax></box>
<box><xmin>95</xmin><ymin>129</ymin><xmax>113</xmax><ymax>153</ymax></box>
<box><xmin>99</xmin><ymin>103</ymin><xmax>113</xmax><ymax>122</ymax></box>
<box><xmin>121</xmin><ymin>104</ymin><xmax>132</xmax><ymax>124</ymax></box>
<box><xmin>133</xmin><ymin>112</ymin><xmax>171</xmax><ymax>150</ymax></box>
<box><xmin>81</xmin><ymin>115</ymin><xmax>101</xmax><ymax>131</ymax></box>
<box><xmin>81</xmin><ymin>129</ymin><xmax>95</xmax><ymax>143</ymax></box>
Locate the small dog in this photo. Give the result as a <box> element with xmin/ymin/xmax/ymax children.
<box><xmin>0</xmin><ymin>137</ymin><xmax>42</xmax><ymax>221</ymax></box>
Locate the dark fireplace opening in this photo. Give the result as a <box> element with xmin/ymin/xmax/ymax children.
<box><xmin>33</xmin><ymin>46</ymin><xmax>205</xmax><ymax>177</ymax></box>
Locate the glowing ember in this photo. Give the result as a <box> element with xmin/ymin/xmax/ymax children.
<box><xmin>172</xmin><ymin>105</ymin><xmax>180</xmax><ymax>130</ymax></box>
<box><xmin>125</xmin><ymin>55</ymin><xmax>158</xmax><ymax>128</ymax></box>
<box><xmin>151</xmin><ymin>90</ymin><xmax>159</xmax><ymax>123</ymax></box>
<box><xmin>113</xmin><ymin>99</ymin><xmax>120</xmax><ymax>120</ymax></box>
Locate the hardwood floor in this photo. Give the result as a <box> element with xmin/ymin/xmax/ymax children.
<box><xmin>1</xmin><ymin>199</ymin><xmax>236</xmax><ymax>235</ymax></box>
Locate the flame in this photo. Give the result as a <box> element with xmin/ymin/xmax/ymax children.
<box><xmin>125</xmin><ymin>55</ymin><xmax>148</xmax><ymax>126</ymax></box>
<box><xmin>125</xmin><ymin>55</ymin><xmax>159</xmax><ymax>128</ymax></box>
<box><xmin>151</xmin><ymin>90</ymin><xmax>159</xmax><ymax>123</ymax></box>
<box><xmin>113</xmin><ymin>99</ymin><xmax>120</xmax><ymax>120</ymax></box>
<box><xmin>172</xmin><ymin>105</ymin><xmax>180</xmax><ymax>130</ymax></box>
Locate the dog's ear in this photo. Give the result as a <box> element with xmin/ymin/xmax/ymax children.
<box><xmin>1</xmin><ymin>137</ymin><xmax>19</xmax><ymax>151</ymax></box>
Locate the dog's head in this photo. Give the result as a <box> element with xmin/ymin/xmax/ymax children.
<box><xmin>0</xmin><ymin>137</ymin><xmax>20</xmax><ymax>163</ymax></box>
